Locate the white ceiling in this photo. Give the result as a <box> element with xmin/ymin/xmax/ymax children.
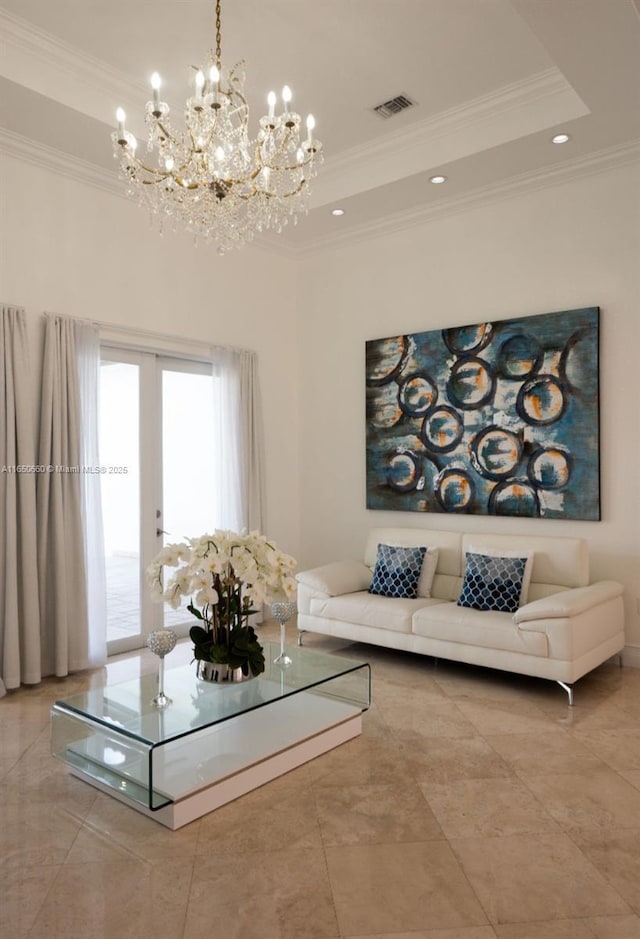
<box><xmin>1</xmin><ymin>0</ymin><xmax>639</xmax><ymax>252</ymax></box>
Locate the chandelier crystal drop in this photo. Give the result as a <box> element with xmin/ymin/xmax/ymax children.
<box><xmin>111</xmin><ymin>0</ymin><xmax>322</xmax><ymax>253</ymax></box>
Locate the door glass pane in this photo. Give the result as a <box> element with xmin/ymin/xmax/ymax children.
<box><xmin>100</xmin><ymin>361</ymin><xmax>141</xmax><ymax>643</ymax></box>
<box><xmin>162</xmin><ymin>368</ymin><xmax>217</xmax><ymax>628</ymax></box>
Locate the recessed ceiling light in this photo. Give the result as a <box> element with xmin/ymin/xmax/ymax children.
<box><xmin>430</xmin><ymin>175</ymin><xmax>447</xmax><ymax>184</ymax></box>
<box><xmin>552</xmin><ymin>133</ymin><xmax>571</xmax><ymax>144</ymax></box>
<box><xmin>331</xmin><ymin>208</ymin><xmax>345</xmax><ymax>216</ymax></box>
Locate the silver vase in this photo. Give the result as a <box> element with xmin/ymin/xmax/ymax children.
<box><xmin>195</xmin><ymin>660</ymin><xmax>255</xmax><ymax>683</ymax></box>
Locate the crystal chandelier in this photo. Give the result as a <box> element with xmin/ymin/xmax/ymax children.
<box><xmin>112</xmin><ymin>0</ymin><xmax>322</xmax><ymax>253</ymax></box>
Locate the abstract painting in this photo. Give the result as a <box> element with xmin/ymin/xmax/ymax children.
<box><xmin>365</xmin><ymin>307</ymin><xmax>600</xmax><ymax>519</ymax></box>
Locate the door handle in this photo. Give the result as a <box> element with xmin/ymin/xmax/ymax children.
<box><xmin>156</xmin><ymin>528</ymin><xmax>169</xmax><ymax>537</ymax></box>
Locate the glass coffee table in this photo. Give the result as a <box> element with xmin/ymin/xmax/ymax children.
<box><xmin>51</xmin><ymin>641</ymin><xmax>370</xmax><ymax>829</ymax></box>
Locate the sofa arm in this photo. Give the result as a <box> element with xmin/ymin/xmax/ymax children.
<box><xmin>296</xmin><ymin>560</ymin><xmax>372</xmax><ymax>597</ymax></box>
<box><xmin>514</xmin><ymin>581</ymin><xmax>624</xmax><ymax>625</ymax></box>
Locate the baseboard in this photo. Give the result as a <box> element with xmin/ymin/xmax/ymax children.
<box><xmin>621</xmin><ymin>645</ymin><xmax>640</xmax><ymax>668</ymax></box>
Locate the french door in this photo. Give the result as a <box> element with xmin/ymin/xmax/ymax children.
<box><xmin>99</xmin><ymin>347</ymin><xmax>218</xmax><ymax>654</ymax></box>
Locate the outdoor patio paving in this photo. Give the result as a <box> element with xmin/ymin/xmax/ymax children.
<box><xmin>106</xmin><ymin>554</ymin><xmax>186</xmax><ymax>643</ymax></box>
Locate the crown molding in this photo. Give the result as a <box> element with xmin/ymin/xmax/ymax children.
<box><xmin>0</xmin><ymin>8</ymin><xmax>144</xmax><ymax>119</ymax></box>
<box><xmin>0</xmin><ymin>127</ymin><xmax>123</xmax><ymax>196</ymax></box>
<box><xmin>2</xmin><ymin>126</ymin><xmax>637</xmax><ymax>259</ymax></box>
<box><xmin>300</xmin><ymin>139</ymin><xmax>640</xmax><ymax>256</ymax></box>
<box><xmin>2</xmin><ymin>129</ymin><xmax>637</xmax><ymax>259</ymax></box>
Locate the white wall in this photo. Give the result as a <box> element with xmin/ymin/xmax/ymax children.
<box><xmin>298</xmin><ymin>162</ymin><xmax>640</xmax><ymax>648</ymax></box>
<box><xmin>0</xmin><ymin>154</ymin><xmax>302</xmax><ymax>560</ymax></box>
<box><xmin>3</xmin><ymin>152</ymin><xmax>640</xmax><ymax>650</ymax></box>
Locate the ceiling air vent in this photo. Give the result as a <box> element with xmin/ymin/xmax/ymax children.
<box><xmin>373</xmin><ymin>94</ymin><xmax>416</xmax><ymax>119</ymax></box>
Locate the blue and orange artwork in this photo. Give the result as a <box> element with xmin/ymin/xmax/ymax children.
<box><xmin>365</xmin><ymin>307</ymin><xmax>600</xmax><ymax>519</ymax></box>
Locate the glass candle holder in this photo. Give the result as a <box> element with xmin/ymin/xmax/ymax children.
<box><xmin>147</xmin><ymin>628</ymin><xmax>177</xmax><ymax>707</ymax></box>
<box><xmin>271</xmin><ymin>601</ymin><xmax>297</xmax><ymax>666</ymax></box>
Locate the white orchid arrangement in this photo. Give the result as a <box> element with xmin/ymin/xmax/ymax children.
<box><xmin>147</xmin><ymin>530</ymin><xmax>297</xmax><ymax>676</ymax></box>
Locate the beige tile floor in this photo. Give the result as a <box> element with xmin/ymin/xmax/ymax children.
<box><xmin>2</xmin><ymin>622</ymin><xmax>640</xmax><ymax>939</ymax></box>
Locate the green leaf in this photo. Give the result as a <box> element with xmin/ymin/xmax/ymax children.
<box><xmin>209</xmin><ymin>644</ymin><xmax>229</xmax><ymax>664</ymax></box>
<box><xmin>189</xmin><ymin>624</ymin><xmax>213</xmax><ymax>661</ymax></box>
<box><xmin>189</xmin><ymin>624</ymin><xmax>209</xmax><ymax>644</ymax></box>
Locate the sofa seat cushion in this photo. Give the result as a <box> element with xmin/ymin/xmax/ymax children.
<box><xmin>412</xmin><ymin>602</ymin><xmax>549</xmax><ymax>657</ymax></box>
<box><xmin>309</xmin><ymin>592</ymin><xmax>447</xmax><ymax>634</ymax></box>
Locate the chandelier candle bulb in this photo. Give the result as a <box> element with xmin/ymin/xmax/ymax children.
<box><xmin>151</xmin><ymin>72</ymin><xmax>161</xmax><ymax>110</ymax></box>
<box><xmin>116</xmin><ymin>107</ymin><xmax>126</xmax><ymax>140</ymax></box>
<box><xmin>282</xmin><ymin>85</ymin><xmax>292</xmax><ymax>113</ymax></box>
<box><xmin>306</xmin><ymin>114</ymin><xmax>315</xmax><ymax>146</ymax></box>
<box><xmin>195</xmin><ymin>70</ymin><xmax>205</xmax><ymax>101</ymax></box>
<box><xmin>209</xmin><ymin>65</ymin><xmax>219</xmax><ymax>104</ymax></box>
<box><xmin>268</xmin><ymin>91</ymin><xmax>276</xmax><ymax>120</ymax></box>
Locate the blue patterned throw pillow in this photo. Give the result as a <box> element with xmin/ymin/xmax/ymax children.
<box><xmin>369</xmin><ymin>544</ymin><xmax>427</xmax><ymax>599</ymax></box>
<box><xmin>457</xmin><ymin>552</ymin><xmax>528</xmax><ymax>613</ymax></box>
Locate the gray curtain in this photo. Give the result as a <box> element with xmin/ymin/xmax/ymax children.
<box><xmin>0</xmin><ymin>306</ymin><xmax>41</xmax><ymax>696</ymax></box>
<box><xmin>36</xmin><ymin>314</ymin><xmax>90</xmax><ymax>677</ymax></box>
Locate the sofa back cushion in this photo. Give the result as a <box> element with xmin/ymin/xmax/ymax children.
<box><xmin>364</xmin><ymin>528</ymin><xmax>589</xmax><ymax>604</ymax></box>
<box><xmin>460</xmin><ymin>533</ymin><xmax>589</xmax><ymax>593</ymax></box>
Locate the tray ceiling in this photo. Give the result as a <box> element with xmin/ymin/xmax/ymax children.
<box><xmin>1</xmin><ymin>0</ymin><xmax>639</xmax><ymax>252</ymax></box>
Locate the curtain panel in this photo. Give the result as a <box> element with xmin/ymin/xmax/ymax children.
<box><xmin>1</xmin><ymin>307</ymin><xmax>258</xmax><ymax>694</ymax></box>
<box><xmin>0</xmin><ymin>306</ymin><xmax>41</xmax><ymax>695</ymax></box>
<box><xmin>0</xmin><ymin>308</ymin><xmax>105</xmax><ymax>695</ymax></box>
<box><xmin>76</xmin><ymin>323</ymin><xmax>107</xmax><ymax>668</ymax></box>
<box><xmin>214</xmin><ymin>348</ymin><xmax>265</xmax><ymax>534</ymax></box>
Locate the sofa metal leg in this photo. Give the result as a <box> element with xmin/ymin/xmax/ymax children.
<box><xmin>297</xmin><ymin>630</ymin><xmax>306</xmax><ymax>647</ymax></box>
<box><xmin>557</xmin><ymin>680</ymin><xmax>574</xmax><ymax>706</ymax></box>
<box><xmin>618</xmin><ymin>652</ymin><xmax>624</xmax><ymax>668</ymax></box>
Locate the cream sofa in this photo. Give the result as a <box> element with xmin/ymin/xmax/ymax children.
<box><xmin>296</xmin><ymin>527</ymin><xmax>625</xmax><ymax>705</ymax></box>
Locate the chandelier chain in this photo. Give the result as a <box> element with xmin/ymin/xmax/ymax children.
<box><xmin>215</xmin><ymin>0</ymin><xmax>222</xmax><ymax>69</ymax></box>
